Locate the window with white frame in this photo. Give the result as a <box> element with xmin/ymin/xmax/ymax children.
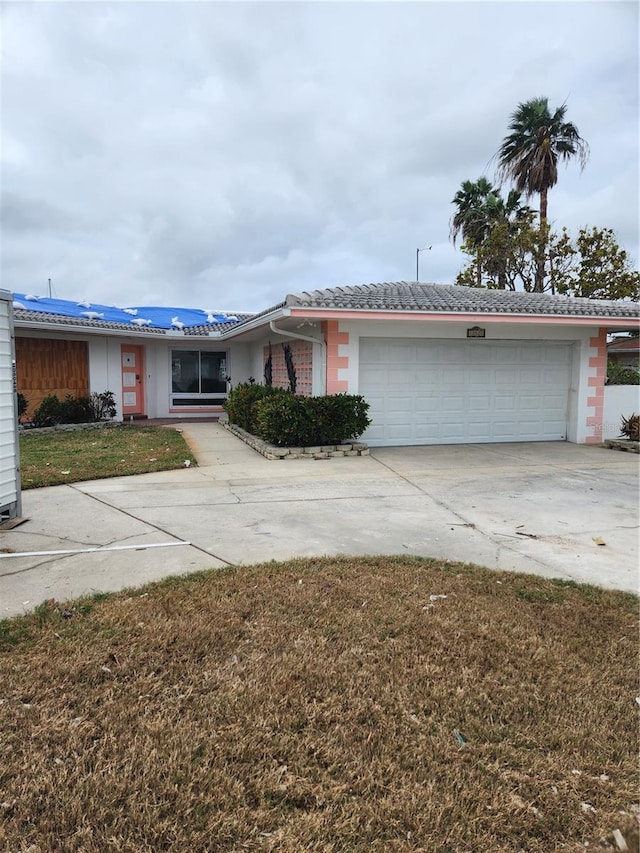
<box><xmin>171</xmin><ymin>350</ymin><xmax>227</xmax><ymax>406</ymax></box>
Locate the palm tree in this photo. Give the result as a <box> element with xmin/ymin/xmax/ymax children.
<box><xmin>481</xmin><ymin>189</ymin><xmax>533</xmax><ymax>289</ymax></box>
<box><xmin>496</xmin><ymin>97</ymin><xmax>589</xmax><ymax>290</ymax></box>
<box><xmin>496</xmin><ymin>97</ymin><xmax>589</xmax><ymax>224</ymax></box>
<box><xmin>450</xmin><ymin>179</ymin><xmax>531</xmax><ymax>288</ymax></box>
<box><xmin>450</xmin><ymin>177</ymin><xmax>497</xmax><ymax>287</ymax></box>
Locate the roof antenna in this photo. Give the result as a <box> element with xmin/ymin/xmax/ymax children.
<box><xmin>47</xmin><ymin>278</ymin><xmax>52</xmax><ymax>298</ymax></box>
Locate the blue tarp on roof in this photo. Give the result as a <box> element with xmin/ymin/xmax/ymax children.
<box><xmin>12</xmin><ymin>293</ymin><xmax>239</xmax><ymax>329</ymax></box>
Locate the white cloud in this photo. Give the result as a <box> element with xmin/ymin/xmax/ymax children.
<box><xmin>2</xmin><ymin>1</ymin><xmax>637</xmax><ymax>311</ymax></box>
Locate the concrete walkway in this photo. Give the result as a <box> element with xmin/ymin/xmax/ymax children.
<box><xmin>1</xmin><ymin>423</ymin><xmax>638</xmax><ymax>618</ymax></box>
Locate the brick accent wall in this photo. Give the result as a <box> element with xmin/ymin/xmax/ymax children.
<box><xmin>263</xmin><ymin>339</ymin><xmax>313</xmax><ymax>396</ymax></box>
<box><xmin>584</xmin><ymin>329</ymin><xmax>607</xmax><ymax>444</ymax></box>
<box><xmin>323</xmin><ymin>320</ymin><xmax>349</xmax><ymax>393</ymax></box>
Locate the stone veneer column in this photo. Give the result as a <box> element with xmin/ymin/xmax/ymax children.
<box><xmin>584</xmin><ymin>329</ymin><xmax>607</xmax><ymax>444</ymax></box>
<box><xmin>323</xmin><ymin>320</ymin><xmax>349</xmax><ymax>394</ymax></box>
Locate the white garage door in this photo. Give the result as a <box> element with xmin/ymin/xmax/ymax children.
<box><xmin>359</xmin><ymin>338</ymin><xmax>572</xmax><ymax>446</ymax></box>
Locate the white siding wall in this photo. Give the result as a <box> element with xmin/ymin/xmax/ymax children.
<box><xmin>0</xmin><ymin>292</ymin><xmax>20</xmax><ymax>519</ymax></box>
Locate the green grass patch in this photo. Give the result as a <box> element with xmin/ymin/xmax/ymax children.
<box><xmin>0</xmin><ymin>556</ymin><xmax>638</xmax><ymax>851</ymax></box>
<box><xmin>19</xmin><ymin>425</ymin><xmax>197</xmax><ymax>488</ymax></box>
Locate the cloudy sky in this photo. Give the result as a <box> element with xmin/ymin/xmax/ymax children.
<box><xmin>2</xmin><ymin>1</ymin><xmax>638</xmax><ymax>313</ymax></box>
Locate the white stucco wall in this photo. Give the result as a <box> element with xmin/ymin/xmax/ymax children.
<box><xmin>602</xmin><ymin>385</ymin><xmax>640</xmax><ymax>439</ymax></box>
<box><xmin>89</xmin><ymin>334</ymin><xmax>251</xmax><ymax>419</ymax></box>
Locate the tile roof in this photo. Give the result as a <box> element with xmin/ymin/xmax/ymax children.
<box><xmin>181</xmin><ymin>314</ymin><xmax>255</xmax><ymax>335</ymax></box>
<box><xmin>13</xmin><ymin>307</ymin><xmax>254</xmax><ymax>335</ymax></box>
<box><xmin>286</xmin><ymin>282</ymin><xmax>640</xmax><ymax>319</ymax></box>
<box><xmin>11</xmin><ymin>282</ymin><xmax>639</xmax><ymax>338</ymax></box>
<box><xmin>13</xmin><ymin>310</ymin><xmax>168</xmax><ymax>335</ymax></box>
<box><xmin>11</xmin><ymin>292</ymin><xmax>253</xmax><ymax>332</ymax></box>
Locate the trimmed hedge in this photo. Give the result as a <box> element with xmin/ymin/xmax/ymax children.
<box><xmin>223</xmin><ymin>383</ymin><xmax>287</xmax><ymax>434</ymax></box>
<box><xmin>224</xmin><ymin>384</ymin><xmax>371</xmax><ymax>447</ymax></box>
<box><xmin>255</xmin><ymin>393</ymin><xmax>371</xmax><ymax>447</ymax></box>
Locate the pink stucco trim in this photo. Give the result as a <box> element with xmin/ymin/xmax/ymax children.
<box><xmin>288</xmin><ymin>308</ymin><xmax>639</xmax><ymax>328</ymax></box>
<box><xmin>584</xmin><ymin>330</ymin><xmax>607</xmax><ymax>442</ymax></box>
<box><xmin>324</xmin><ymin>320</ymin><xmax>349</xmax><ymax>393</ymax></box>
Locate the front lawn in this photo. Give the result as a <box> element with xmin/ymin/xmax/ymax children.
<box><xmin>19</xmin><ymin>425</ymin><xmax>197</xmax><ymax>488</ymax></box>
<box><xmin>0</xmin><ymin>556</ymin><xmax>637</xmax><ymax>852</ymax></box>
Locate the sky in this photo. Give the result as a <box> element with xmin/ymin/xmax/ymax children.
<box><xmin>2</xmin><ymin>1</ymin><xmax>638</xmax><ymax>313</ymax></box>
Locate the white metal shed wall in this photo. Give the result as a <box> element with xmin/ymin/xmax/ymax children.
<box><xmin>0</xmin><ymin>291</ymin><xmax>21</xmax><ymax>521</ymax></box>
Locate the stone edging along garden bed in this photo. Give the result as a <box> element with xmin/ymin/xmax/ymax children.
<box><xmin>603</xmin><ymin>438</ymin><xmax>639</xmax><ymax>454</ymax></box>
<box><xmin>222</xmin><ymin>422</ymin><xmax>369</xmax><ymax>460</ymax></box>
<box><xmin>18</xmin><ymin>421</ymin><xmax>117</xmax><ymax>436</ymax></box>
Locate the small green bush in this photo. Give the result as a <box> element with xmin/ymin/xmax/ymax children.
<box><xmin>255</xmin><ymin>393</ymin><xmax>371</xmax><ymax>447</ymax></box>
<box><xmin>254</xmin><ymin>394</ymin><xmax>314</xmax><ymax>447</ymax></box>
<box><xmin>607</xmin><ymin>359</ymin><xmax>640</xmax><ymax>385</ymax></box>
<box><xmin>224</xmin><ymin>383</ymin><xmax>286</xmax><ymax>433</ymax></box>
<box><xmin>309</xmin><ymin>394</ymin><xmax>371</xmax><ymax>445</ymax></box>
<box><xmin>32</xmin><ymin>395</ymin><xmax>65</xmax><ymax>427</ymax></box>
<box><xmin>31</xmin><ymin>390</ymin><xmax>117</xmax><ymax>427</ymax></box>
<box><xmin>59</xmin><ymin>394</ymin><xmax>93</xmax><ymax>424</ymax></box>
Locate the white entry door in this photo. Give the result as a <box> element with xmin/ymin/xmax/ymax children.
<box><xmin>359</xmin><ymin>338</ymin><xmax>572</xmax><ymax>446</ymax></box>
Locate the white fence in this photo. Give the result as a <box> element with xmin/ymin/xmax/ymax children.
<box><xmin>602</xmin><ymin>385</ymin><xmax>640</xmax><ymax>440</ymax></box>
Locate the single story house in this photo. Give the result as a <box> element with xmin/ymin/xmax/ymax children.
<box><xmin>11</xmin><ymin>282</ymin><xmax>640</xmax><ymax>447</ymax></box>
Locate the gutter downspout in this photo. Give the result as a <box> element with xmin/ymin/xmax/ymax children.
<box><xmin>269</xmin><ymin>321</ymin><xmax>327</xmax><ymax>395</ymax></box>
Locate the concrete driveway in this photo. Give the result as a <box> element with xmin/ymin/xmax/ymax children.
<box><xmin>1</xmin><ymin>424</ymin><xmax>638</xmax><ymax>618</ymax></box>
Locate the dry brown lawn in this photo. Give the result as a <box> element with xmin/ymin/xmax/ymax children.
<box><xmin>0</xmin><ymin>556</ymin><xmax>638</xmax><ymax>852</ymax></box>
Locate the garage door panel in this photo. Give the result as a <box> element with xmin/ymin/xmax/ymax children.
<box><xmin>494</xmin><ymin>395</ymin><xmax>516</xmax><ymax>411</ymax></box>
<box><xmin>493</xmin><ymin>420</ymin><xmax>518</xmax><ymax>438</ymax></box>
<box><xmin>495</xmin><ymin>368</ymin><xmax>519</xmax><ymax>383</ymax></box>
<box><xmin>415</xmin><ymin>396</ymin><xmax>440</xmax><ymax>412</ymax></box>
<box><xmin>414</xmin><ymin>423</ymin><xmax>442</xmax><ymax>439</ymax></box>
<box><xmin>442</xmin><ymin>368</ymin><xmax>466</xmax><ymax>385</ymax></box>
<box><xmin>388</xmin><ymin>344</ymin><xmax>415</xmax><ymax>362</ymax></box>
<box><xmin>543</xmin><ymin>393</ymin><xmax>566</xmax><ymax>408</ymax></box>
<box><xmin>388</xmin><ymin>368</ymin><xmax>414</xmax><ymax>386</ymax></box>
<box><xmin>359</xmin><ymin>338</ymin><xmax>571</xmax><ymax>446</ymax></box>
<box><xmin>468</xmin><ymin>396</ymin><xmax>491</xmax><ymax>412</ymax></box>
<box><xmin>468</xmin><ymin>422</ymin><xmax>492</xmax><ymax>440</ymax></box>
<box><xmin>414</xmin><ymin>368</ymin><xmax>441</xmax><ymax>384</ymax></box>
<box><xmin>440</xmin><ymin>422</ymin><xmax>466</xmax><ymax>439</ymax></box>
<box><xmin>440</xmin><ymin>395</ymin><xmax>465</xmax><ymax>412</ymax></box>
<box><xmin>519</xmin><ymin>395</ymin><xmax>542</xmax><ymax>410</ymax></box>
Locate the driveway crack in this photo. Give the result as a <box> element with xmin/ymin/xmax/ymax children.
<box><xmin>69</xmin><ymin>484</ymin><xmax>234</xmax><ymax>566</ymax></box>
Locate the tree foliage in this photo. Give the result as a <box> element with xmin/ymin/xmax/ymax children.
<box><xmin>552</xmin><ymin>227</ymin><xmax>640</xmax><ymax>300</ymax></box>
<box><xmin>450</xmin><ymin>179</ymin><xmax>532</xmax><ymax>288</ymax></box>
<box><xmin>455</xmin><ymin>223</ymin><xmax>640</xmax><ymax>300</ymax></box>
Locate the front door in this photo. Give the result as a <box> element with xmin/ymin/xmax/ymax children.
<box><xmin>121</xmin><ymin>345</ymin><xmax>146</xmax><ymax>418</ymax></box>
